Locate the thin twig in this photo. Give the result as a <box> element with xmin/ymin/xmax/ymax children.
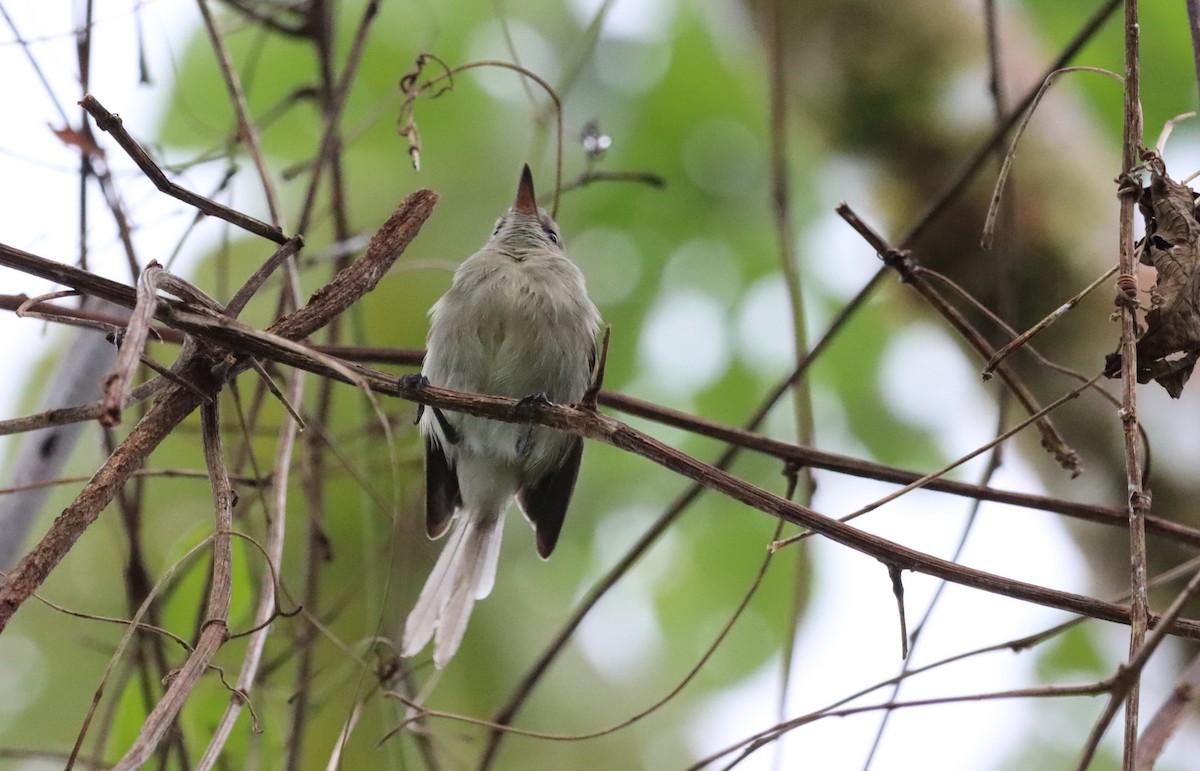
<box><xmin>1076</xmin><ymin>560</ymin><xmax>1200</xmax><ymax>770</ymax></box>
<box><xmin>1134</xmin><ymin>650</ymin><xmax>1200</xmax><ymax>769</ymax></box>
<box><xmin>763</xmin><ymin>1</ymin><xmax>815</xmax><ymax>752</ymax></box>
<box><xmin>981</xmin><ymin>67</ymin><xmax>1122</xmax><ymax>250</ymax></box>
<box><xmin>194</xmin><ymin>0</ymin><xmax>284</xmax><ymax>229</ymax></box>
<box><xmin>110</xmin><ymin>402</ymin><xmax>234</xmax><ymax>769</ymax></box>
<box><xmin>982</xmin><ymin>265</ymin><xmax>1118</xmax><ymax>377</ymax></box>
<box><xmin>1114</xmin><ymin>1</ymin><xmax>1148</xmax><ymax>767</ymax></box>
<box><xmin>860</xmin><ymin>408</ymin><xmax>1007</xmax><ymax>770</ymax></box>
<box><xmin>721</xmin><ymin>553</ymin><xmax>1200</xmax><ymax>771</ymax></box>
<box><xmin>196</xmin><ymin>370</ymin><xmax>303</xmax><ymax>769</ymax></box>
<box><xmin>0</xmin><ymin>191</ymin><xmax>437</xmax><ymax>632</ymax></box>
<box><xmin>699</xmin><ymin>682</ymin><xmax>1113</xmax><ymax>771</ymax></box>
<box><xmin>61</xmin><ymin>536</ymin><xmax>215</xmax><ymax>769</ymax></box>
<box><xmin>78</xmin><ymin>95</ymin><xmax>288</xmax><ymax>244</ymax></box>
<box><xmin>401</xmin><ymin>57</ymin><xmax>564</xmax><ymax>215</ymax></box>
<box><xmin>100</xmin><ymin>262</ymin><xmax>163</xmax><ymax>427</ymax></box>
<box><xmin>903</xmin><ymin>0</ymin><xmax>1123</xmax><ymax>248</ymax></box>
<box><xmin>771</xmin><ymin>374</ymin><xmax>1103</xmax><ymax>551</ymax></box>
<box><xmin>295</xmin><ymin>0</ymin><xmax>381</xmax><ymax>234</ymax></box>
<box><xmin>837</xmin><ymin>202</ymin><xmax>1082</xmax><ymax>475</ymax></box>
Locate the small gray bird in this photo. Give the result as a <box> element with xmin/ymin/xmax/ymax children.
<box><xmin>402</xmin><ymin>165</ymin><xmax>601</xmax><ymax>668</ymax></box>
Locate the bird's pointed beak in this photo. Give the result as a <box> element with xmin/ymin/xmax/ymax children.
<box><xmin>513</xmin><ymin>164</ymin><xmax>538</xmax><ymax>215</ymax></box>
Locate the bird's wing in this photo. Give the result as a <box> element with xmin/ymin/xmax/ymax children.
<box><xmin>516</xmin><ymin>436</ymin><xmax>584</xmax><ymax>558</ymax></box>
<box><xmin>425</xmin><ymin>436</ymin><xmax>461</xmax><ymax>539</ymax></box>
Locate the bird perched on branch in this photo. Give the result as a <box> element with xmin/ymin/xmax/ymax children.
<box><xmin>401</xmin><ymin>165</ymin><xmax>601</xmax><ymax>668</ymax></box>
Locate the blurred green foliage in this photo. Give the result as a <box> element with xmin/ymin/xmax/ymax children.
<box><xmin>8</xmin><ymin>1</ymin><xmax>1200</xmax><ymax>769</ymax></box>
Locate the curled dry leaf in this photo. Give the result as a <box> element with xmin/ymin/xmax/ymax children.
<box><xmin>1104</xmin><ymin>155</ymin><xmax>1200</xmax><ymax>398</ymax></box>
<box><xmin>50</xmin><ymin>124</ymin><xmax>104</xmax><ymax>159</ymax></box>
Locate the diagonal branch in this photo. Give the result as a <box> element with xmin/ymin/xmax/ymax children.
<box><xmin>837</xmin><ymin>203</ymin><xmax>1081</xmax><ymax>475</ymax></box>
<box><xmin>196</xmin><ymin>370</ymin><xmax>303</xmax><ymax>769</ymax></box>
<box><xmin>111</xmin><ymin>401</ymin><xmax>234</xmax><ymax>769</ymax></box>
<box><xmin>377</xmin><ymin>381</ymin><xmax>1200</xmax><ymax>639</ymax></box>
<box><xmin>0</xmin><ymin>189</ymin><xmax>437</xmax><ymax>634</ymax></box>
<box><xmin>100</xmin><ymin>263</ymin><xmax>163</xmax><ymax>427</ymax></box>
<box><xmin>78</xmin><ymin>95</ymin><xmax>287</xmax><ymax>245</ymax></box>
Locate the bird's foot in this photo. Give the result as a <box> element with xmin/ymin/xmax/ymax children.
<box><xmin>398</xmin><ymin>373</ymin><xmax>428</xmax><ymax>425</ymax></box>
<box><xmin>398</xmin><ymin>374</ymin><xmax>459</xmax><ymax>444</ymax></box>
<box><xmin>513</xmin><ymin>391</ymin><xmax>553</xmax><ymax>419</ymax></box>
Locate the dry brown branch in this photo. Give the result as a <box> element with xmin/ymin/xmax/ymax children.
<box><xmin>0</xmin><ymin>377</ymin><xmax>168</xmax><ymax>436</ymax></box>
<box><xmin>837</xmin><ymin>203</ymin><xmax>1082</xmax><ymax>475</ymax></box>
<box><xmin>386</xmin><ymin>381</ymin><xmax>1200</xmax><ymax>636</ymax></box>
<box><xmin>100</xmin><ymin>262</ymin><xmax>163</xmax><ymax>427</ymax></box>
<box><xmin>2</xmin><ymin>270</ymin><xmax>1168</xmax><ymax>635</ymax></box>
<box><xmin>764</xmin><ymin>0</ymin><xmax>815</xmax><ymax>737</ymax></box>
<box><xmin>50</xmin><ymin>307</ymin><xmax>1160</xmax><ymax>641</ymax></box>
<box><xmin>295</xmin><ymin>0</ymin><xmax>381</xmax><ymax>234</ymax></box>
<box><xmin>1110</xmin><ymin>1</ymin><xmax>1150</xmax><ymax>765</ymax></box>
<box><xmin>196</xmin><ymin>370</ymin><xmax>303</xmax><ymax>769</ymax></box>
<box><xmin>1077</xmin><ymin>559</ymin><xmax>1200</xmax><ymax>769</ymax></box>
<box><xmin>0</xmin><ymin>189</ymin><xmax>437</xmax><ymax>633</ymax></box>
<box><xmin>226</xmin><ymin>237</ymin><xmax>305</xmax><ymax>317</ymax></box>
<box><xmin>1135</xmin><ymin>650</ymin><xmax>1200</xmax><ymax>769</ymax></box>
<box><xmin>599</xmin><ymin>391</ymin><xmax>1199</xmax><ymax>546</ymax></box>
<box><xmin>194</xmin><ymin>0</ymin><xmax>284</xmax><ymax>229</ymax></box>
<box><xmin>110</xmin><ymin>402</ymin><xmax>234</xmax><ymax>769</ymax></box>
<box><xmin>78</xmin><ymin>95</ymin><xmax>287</xmax><ymax>244</ymax></box>
<box><xmin>774</xmin><ymin>375</ymin><xmax>1102</xmax><ymax>554</ymax></box>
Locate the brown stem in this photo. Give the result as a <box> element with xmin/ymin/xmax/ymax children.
<box><xmin>78</xmin><ymin>95</ymin><xmax>287</xmax><ymax>245</ymax></box>
<box><xmin>0</xmin><ymin>190</ymin><xmax>437</xmax><ymax>633</ymax></box>
<box><xmin>1115</xmin><ymin>1</ymin><xmax>1148</xmax><ymax>767</ymax></box>
<box><xmin>837</xmin><ymin>203</ymin><xmax>1081</xmax><ymax>475</ymax></box>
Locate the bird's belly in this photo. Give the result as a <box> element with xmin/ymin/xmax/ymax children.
<box><xmin>422</xmin><ymin>272</ymin><xmax>590</xmax><ymax>477</ymax></box>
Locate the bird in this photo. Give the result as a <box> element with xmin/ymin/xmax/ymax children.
<box><xmin>401</xmin><ymin>164</ymin><xmax>601</xmax><ymax>668</ymax></box>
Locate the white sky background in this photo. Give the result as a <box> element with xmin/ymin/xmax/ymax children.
<box><xmin>2</xmin><ymin>1</ymin><xmax>1199</xmax><ymax>769</ymax></box>
<box><xmin>0</xmin><ymin>2</ymin><xmax>214</xmax><ymax>423</ymax></box>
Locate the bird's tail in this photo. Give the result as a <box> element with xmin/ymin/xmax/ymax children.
<box><xmin>402</xmin><ymin>509</ymin><xmax>506</xmax><ymax>668</ymax></box>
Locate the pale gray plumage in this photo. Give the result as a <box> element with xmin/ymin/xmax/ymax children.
<box><xmin>402</xmin><ymin>165</ymin><xmax>601</xmax><ymax>668</ymax></box>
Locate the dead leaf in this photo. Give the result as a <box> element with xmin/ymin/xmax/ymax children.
<box><xmin>1105</xmin><ymin>155</ymin><xmax>1200</xmax><ymax>397</ymax></box>
<box><xmin>49</xmin><ymin>124</ymin><xmax>104</xmax><ymax>159</ymax></box>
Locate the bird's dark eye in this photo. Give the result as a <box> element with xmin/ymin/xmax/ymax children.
<box><xmin>546</xmin><ymin>230</ymin><xmax>559</xmax><ymax>244</ymax></box>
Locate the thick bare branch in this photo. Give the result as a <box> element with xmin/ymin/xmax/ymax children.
<box><xmin>0</xmin><ymin>189</ymin><xmax>437</xmax><ymax>632</ymax></box>
<box><xmin>111</xmin><ymin>402</ymin><xmax>234</xmax><ymax>769</ymax></box>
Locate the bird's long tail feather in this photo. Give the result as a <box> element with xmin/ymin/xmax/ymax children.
<box><xmin>402</xmin><ymin>510</ymin><xmax>506</xmax><ymax>668</ymax></box>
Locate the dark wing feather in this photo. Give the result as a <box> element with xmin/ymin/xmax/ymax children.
<box><xmin>425</xmin><ymin>436</ymin><xmax>460</xmax><ymax>539</ymax></box>
<box><xmin>517</xmin><ymin>437</ymin><xmax>584</xmax><ymax>558</ymax></box>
